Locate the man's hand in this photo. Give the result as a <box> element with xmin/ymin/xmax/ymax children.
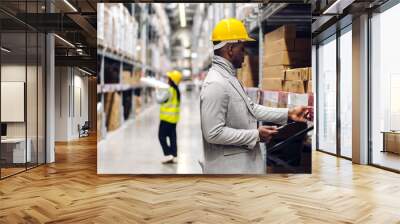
<box><xmin>288</xmin><ymin>106</ymin><xmax>313</xmax><ymax>122</ymax></box>
<box><xmin>258</xmin><ymin>126</ymin><xmax>278</xmax><ymax>143</ymax></box>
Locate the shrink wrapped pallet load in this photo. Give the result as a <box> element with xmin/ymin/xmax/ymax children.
<box><xmin>103</xmin><ymin>6</ymin><xmax>113</xmax><ymax>48</ymax></box>
<box><xmin>97</xmin><ymin>3</ymin><xmax>104</xmax><ymax>44</ymax></box>
<box><xmin>278</xmin><ymin>91</ymin><xmax>288</xmax><ymax>108</ymax></box>
<box><xmin>262</xmin><ymin>90</ymin><xmax>279</xmax><ymax>108</ymax></box>
<box><xmin>287</xmin><ymin>92</ymin><xmax>309</xmax><ymax>108</ymax></box>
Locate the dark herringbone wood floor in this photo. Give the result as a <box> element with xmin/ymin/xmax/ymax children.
<box><xmin>1</xmin><ymin>135</ymin><xmax>400</xmax><ymax>223</ymax></box>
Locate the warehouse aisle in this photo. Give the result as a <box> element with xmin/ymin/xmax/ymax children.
<box><xmin>98</xmin><ymin>90</ymin><xmax>204</xmax><ymax>174</ymax></box>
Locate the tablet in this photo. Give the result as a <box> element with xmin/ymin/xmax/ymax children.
<box><xmin>267</xmin><ymin>122</ymin><xmax>314</xmax><ymax>153</ymax></box>
<box><xmin>265</xmin><ymin>122</ymin><xmax>314</xmax><ymax>173</ymax></box>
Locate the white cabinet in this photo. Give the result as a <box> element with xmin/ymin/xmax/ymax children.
<box><xmin>1</xmin><ymin>138</ymin><xmax>32</xmax><ymax>163</ymax></box>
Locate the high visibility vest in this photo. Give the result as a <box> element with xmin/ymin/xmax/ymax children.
<box><xmin>160</xmin><ymin>87</ymin><xmax>180</xmax><ymax>124</ymax></box>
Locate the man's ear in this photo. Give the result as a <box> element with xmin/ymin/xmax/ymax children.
<box><xmin>228</xmin><ymin>44</ymin><xmax>234</xmax><ymax>58</ymax></box>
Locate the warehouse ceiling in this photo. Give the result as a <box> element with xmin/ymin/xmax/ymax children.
<box><xmin>165</xmin><ymin>3</ymin><xmax>196</xmax><ymax>31</ymax></box>
<box><xmin>311</xmin><ymin>0</ymin><xmax>389</xmax><ymax>39</ymax></box>
<box><xmin>164</xmin><ymin>3</ymin><xmax>198</xmax><ymax>68</ymax></box>
<box><xmin>0</xmin><ymin>0</ymin><xmax>97</xmax><ymax>73</ymax></box>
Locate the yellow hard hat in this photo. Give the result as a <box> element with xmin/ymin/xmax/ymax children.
<box><xmin>211</xmin><ymin>18</ymin><xmax>255</xmax><ymax>42</ymax></box>
<box><xmin>167</xmin><ymin>70</ymin><xmax>182</xmax><ymax>85</ymax></box>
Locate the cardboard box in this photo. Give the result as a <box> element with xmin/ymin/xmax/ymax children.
<box><xmin>241</xmin><ymin>55</ymin><xmax>259</xmax><ymax>87</ymax></box>
<box><xmin>295</xmin><ymin>38</ymin><xmax>311</xmax><ymax>51</ymax></box>
<box><xmin>237</xmin><ymin>68</ymin><xmax>243</xmax><ymax>82</ymax></box>
<box><xmin>264</xmin><ymin>25</ymin><xmax>296</xmax><ymax>42</ymax></box>
<box><xmin>262</xmin><ymin>90</ymin><xmax>279</xmax><ymax>108</ymax></box>
<box><xmin>263</xmin><ymin>65</ymin><xmax>288</xmax><ymax>79</ymax></box>
<box><xmin>285</xmin><ymin>67</ymin><xmax>311</xmax><ymax>81</ymax></box>
<box><xmin>385</xmin><ymin>133</ymin><xmax>400</xmax><ymax>154</ymax></box>
<box><xmin>132</xmin><ymin>70</ymin><xmax>141</xmax><ymax>85</ymax></box>
<box><xmin>264</xmin><ymin>51</ymin><xmax>310</xmax><ymax>66</ymax></box>
<box><xmin>121</xmin><ymin>71</ymin><xmax>132</xmax><ymax>84</ymax></box>
<box><xmin>264</xmin><ymin>38</ymin><xmax>295</xmax><ymax>55</ymax></box>
<box><xmin>283</xmin><ymin>80</ymin><xmax>307</xmax><ymax>93</ymax></box>
<box><xmin>307</xmin><ymin>81</ymin><xmax>313</xmax><ymax>93</ymax></box>
<box><xmin>105</xmin><ymin>92</ymin><xmax>121</xmax><ymax>132</ymax></box>
<box><xmin>262</xmin><ymin>78</ymin><xmax>284</xmax><ymax>91</ymax></box>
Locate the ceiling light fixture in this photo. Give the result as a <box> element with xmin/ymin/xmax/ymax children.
<box><xmin>54</xmin><ymin>34</ymin><xmax>75</xmax><ymax>48</ymax></box>
<box><xmin>63</xmin><ymin>0</ymin><xmax>78</xmax><ymax>12</ymax></box>
<box><xmin>323</xmin><ymin>0</ymin><xmax>354</xmax><ymax>15</ymax></box>
<box><xmin>78</xmin><ymin>67</ymin><xmax>92</xmax><ymax>76</ymax></box>
<box><xmin>1</xmin><ymin>47</ymin><xmax>11</xmax><ymax>53</ymax></box>
<box><xmin>179</xmin><ymin>3</ymin><xmax>186</xmax><ymax>28</ymax></box>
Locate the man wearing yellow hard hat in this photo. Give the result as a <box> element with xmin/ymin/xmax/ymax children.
<box><xmin>156</xmin><ymin>70</ymin><xmax>182</xmax><ymax>164</ymax></box>
<box><xmin>200</xmin><ymin>18</ymin><xmax>310</xmax><ymax>174</ymax></box>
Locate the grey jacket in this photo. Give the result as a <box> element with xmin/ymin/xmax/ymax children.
<box><xmin>200</xmin><ymin>56</ymin><xmax>288</xmax><ymax>174</ymax></box>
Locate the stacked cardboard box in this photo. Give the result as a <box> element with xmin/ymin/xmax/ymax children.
<box><xmin>132</xmin><ymin>70</ymin><xmax>141</xmax><ymax>85</ymax></box>
<box><xmin>307</xmin><ymin>69</ymin><xmax>313</xmax><ymax>93</ymax></box>
<box><xmin>384</xmin><ymin>132</ymin><xmax>400</xmax><ymax>154</ymax></box>
<box><xmin>97</xmin><ymin>3</ymin><xmax>104</xmax><ymax>45</ymax></box>
<box><xmin>121</xmin><ymin>70</ymin><xmax>142</xmax><ymax>86</ymax></box>
<box><xmin>262</xmin><ymin>78</ymin><xmax>284</xmax><ymax>92</ymax></box>
<box><xmin>262</xmin><ymin>24</ymin><xmax>311</xmax><ymax>92</ymax></box>
<box><xmin>105</xmin><ymin>92</ymin><xmax>121</xmax><ymax>132</ymax></box>
<box><xmin>239</xmin><ymin>55</ymin><xmax>259</xmax><ymax>88</ymax></box>
<box><xmin>121</xmin><ymin>71</ymin><xmax>132</xmax><ymax>85</ymax></box>
<box><xmin>284</xmin><ymin>67</ymin><xmax>312</xmax><ymax>93</ymax></box>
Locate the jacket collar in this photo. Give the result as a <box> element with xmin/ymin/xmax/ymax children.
<box><xmin>212</xmin><ymin>55</ymin><xmax>236</xmax><ymax>77</ymax></box>
<box><xmin>211</xmin><ymin>55</ymin><xmax>256</xmax><ymax>117</ymax></box>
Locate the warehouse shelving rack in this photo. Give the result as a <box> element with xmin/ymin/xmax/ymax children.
<box><xmin>97</xmin><ymin>3</ymin><xmax>170</xmax><ymax>142</ymax></box>
<box><xmin>241</xmin><ymin>3</ymin><xmax>313</xmax><ymax>168</ymax></box>
<box><xmin>97</xmin><ymin>43</ymin><xmax>163</xmax><ymax>141</ymax></box>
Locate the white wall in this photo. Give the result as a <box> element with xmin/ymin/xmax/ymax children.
<box><xmin>1</xmin><ymin>65</ymin><xmax>33</xmax><ymax>138</ymax></box>
<box><xmin>55</xmin><ymin>67</ymin><xmax>89</xmax><ymax>141</ymax></box>
<box><xmin>1</xmin><ymin>64</ymin><xmax>46</xmax><ymax>164</ymax></box>
<box><xmin>55</xmin><ymin>67</ymin><xmax>69</xmax><ymax>141</ymax></box>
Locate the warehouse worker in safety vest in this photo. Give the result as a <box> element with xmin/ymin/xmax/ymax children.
<box><xmin>156</xmin><ymin>70</ymin><xmax>182</xmax><ymax>164</ymax></box>
<box><xmin>200</xmin><ymin>18</ymin><xmax>311</xmax><ymax>174</ymax></box>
